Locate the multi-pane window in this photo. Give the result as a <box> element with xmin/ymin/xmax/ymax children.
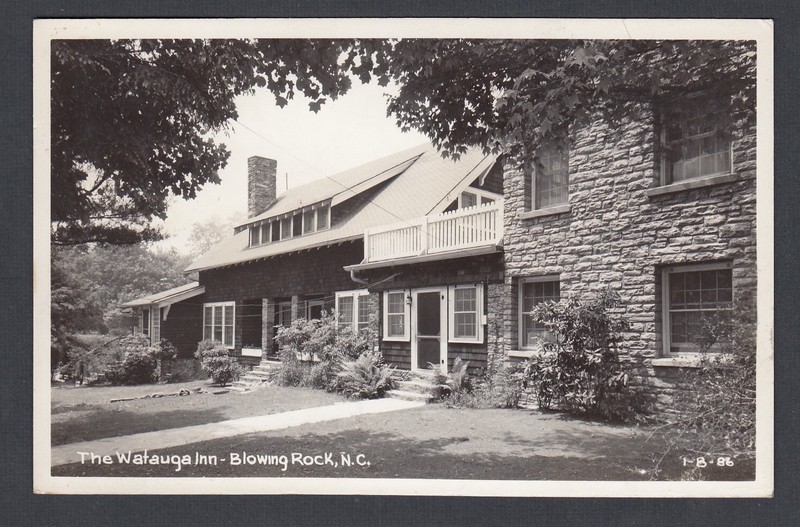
<box><xmin>383</xmin><ymin>291</ymin><xmax>408</xmax><ymax>340</ymax></box>
<box><xmin>664</xmin><ymin>263</ymin><xmax>733</xmax><ymax>354</ymax></box>
<box><xmin>533</xmin><ymin>144</ymin><xmax>569</xmax><ymax>209</ymax></box>
<box><xmin>519</xmin><ymin>278</ymin><xmax>560</xmax><ymax>349</ymax></box>
<box><xmin>663</xmin><ymin>116</ymin><xmax>731</xmax><ymax>184</ymax></box>
<box><xmin>203</xmin><ymin>301</ymin><xmax>235</xmax><ymax>348</ymax></box>
<box><xmin>448</xmin><ymin>285</ymin><xmax>483</xmax><ymax>342</ymax></box>
<box><xmin>336</xmin><ymin>290</ymin><xmax>370</xmax><ymax>332</ymax></box>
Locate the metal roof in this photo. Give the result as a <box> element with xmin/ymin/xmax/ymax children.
<box><xmin>121</xmin><ymin>282</ymin><xmax>205</xmax><ymax>308</ymax></box>
<box><xmin>185</xmin><ymin>144</ymin><xmax>497</xmax><ymax>273</ymax></box>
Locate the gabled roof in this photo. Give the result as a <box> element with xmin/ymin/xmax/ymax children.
<box><xmin>185</xmin><ymin>143</ymin><xmax>497</xmax><ymax>273</ymax></box>
<box><xmin>121</xmin><ymin>282</ymin><xmax>205</xmax><ymax>308</ymax></box>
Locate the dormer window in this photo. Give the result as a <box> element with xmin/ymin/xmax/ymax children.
<box><xmin>248</xmin><ymin>201</ymin><xmax>332</xmax><ymax>247</ymax></box>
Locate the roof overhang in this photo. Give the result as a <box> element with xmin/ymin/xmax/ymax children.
<box><xmin>122</xmin><ymin>284</ymin><xmax>206</xmax><ymax>308</ymax></box>
<box><xmin>343</xmin><ymin>244</ymin><xmax>502</xmax><ymax>272</ymax></box>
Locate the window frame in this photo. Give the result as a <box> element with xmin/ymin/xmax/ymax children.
<box><xmin>382</xmin><ymin>290</ymin><xmax>410</xmax><ymax>342</ymax></box>
<box><xmin>203</xmin><ymin>301</ymin><xmax>236</xmax><ymax>349</ymax></box>
<box><xmin>661</xmin><ymin>261</ymin><xmax>734</xmax><ymax>356</ymax></box>
<box><xmin>448</xmin><ymin>284</ymin><xmax>484</xmax><ymax>344</ymax></box>
<box><xmin>660</xmin><ymin>113</ymin><xmax>733</xmax><ymax>186</ymax></box>
<box><xmin>335</xmin><ymin>289</ymin><xmax>370</xmax><ymax>332</ymax></box>
<box><xmin>141</xmin><ymin>307</ymin><xmax>151</xmax><ymax>338</ymax></box>
<box><xmin>531</xmin><ymin>142</ymin><xmax>570</xmax><ymax>211</ymax></box>
<box><xmin>518</xmin><ymin>275</ymin><xmax>561</xmax><ymax>351</ymax></box>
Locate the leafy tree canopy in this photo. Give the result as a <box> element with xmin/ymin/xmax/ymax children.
<box><xmin>374</xmin><ymin>39</ymin><xmax>756</xmax><ymax>163</ymax></box>
<box><xmin>52</xmin><ymin>38</ymin><xmax>755</xmax><ymax>245</ymax></box>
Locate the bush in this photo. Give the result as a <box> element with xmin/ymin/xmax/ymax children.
<box><xmin>274</xmin><ymin>311</ymin><xmax>379</xmax><ymax>391</ymax></box>
<box><xmin>522</xmin><ymin>288</ymin><xmax>648</xmax><ymax>422</ymax></box>
<box><xmin>671</xmin><ymin>297</ymin><xmax>756</xmax><ymax>457</ymax></box>
<box><xmin>440</xmin><ymin>357</ymin><xmax>527</xmax><ymax>409</ymax></box>
<box><xmin>195</xmin><ymin>339</ymin><xmax>244</xmax><ymax>387</ymax></box>
<box><xmin>333</xmin><ymin>351</ymin><xmax>396</xmax><ymax>399</ymax></box>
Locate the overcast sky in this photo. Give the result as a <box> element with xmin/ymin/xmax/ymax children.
<box><xmin>154</xmin><ymin>80</ymin><xmax>429</xmax><ymax>253</ymax></box>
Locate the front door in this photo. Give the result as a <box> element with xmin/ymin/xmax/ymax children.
<box><xmin>411</xmin><ymin>288</ymin><xmax>447</xmax><ymax>373</ymax></box>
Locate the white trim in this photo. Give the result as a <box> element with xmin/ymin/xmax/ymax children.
<box><xmin>447</xmin><ymin>283</ymin><xmax>484</xmax><ymax>343</ymax></box>
<box><xmin>335</xmin><ymin>289</ymin><xmax>370</xmax><ymax>332</ymax></box>
<box><xmin>518</xmin><ymin>275</ymin><xmax>561</xmax><ymax>351</ymax></box>
<box><xmin>382</xmin><ymin>290</ymin><xmax>410</xmax><ymax>342</ymax></box>
<box><xmin>661</xmin><ymin>261</ymin><xmax>734</xmax><ymax>357</ymax></box>
<box><xmin>202</xmin><ymin>301</ymin><xmax>236</xmax><ymax>349</ymax></box>
<box><xmin>410</xmin><ymin>287</ymin><xmax>448</xmax><ymax>374</ymax></box>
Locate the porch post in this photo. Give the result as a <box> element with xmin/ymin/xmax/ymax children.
<box><xmin>262</xmin><ymin>298</ymin><xmax>274</xmax><ymax>359</ymax></box>
<box><xmin>291</xmin><ymin>295</ymin><xmax>302</xmax><ymax>321</ymax></box>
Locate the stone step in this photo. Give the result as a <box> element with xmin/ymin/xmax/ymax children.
<box><xmin>239</xmin><ymin>374</ymin><xmax>271</xmax><ymax>384</ymax></box>
<box><xmin>385</xmin><ymin>389</ymin><xmax>437</xmax><ymax>403</ymax></box>
<box><xmin>245</xmin><ymin>369</ymin><xmax>274</xmax><ymax>379</ymax></box>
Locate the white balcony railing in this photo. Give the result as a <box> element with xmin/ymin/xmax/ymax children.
<box><xmin>364</xmin><ymin>199</ymin><xmax>503</xmax><ymax>263</ymax></box>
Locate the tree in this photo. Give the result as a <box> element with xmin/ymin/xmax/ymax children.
<box><xmin>53</xmin><ymin>244</ymin><xmax>194</xmax><ymax>334</ymax></box>
<box><xmin>52</xmin><ymin>39</ymin><xmax>755</xmax><ymax>245</ymax></box>
<box><xmin>51</xmin><ymin>39</ymin><xmax>371</xmax><ymax>245</ymax></box>
<box><xmin>373</xmin><ymin>40</ymin><xmax>756</xmax><ymax>164</ymax></box>
<box><xmin>186</xmin><ymin>213</ymin><xmax>245</xmax><ymax>257</ymax></box>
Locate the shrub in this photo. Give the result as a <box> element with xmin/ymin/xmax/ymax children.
<box><xmin>195</xmin><ymin>339</ymin><xmax>244</xmax><ymax>387</ymax></box>
<box><xmin>274</xmin><ymin>311</ymin><xmax>379</xmax><ymax>390</ymax></box>
<box><xmin>671</xmin><ymin>297</ymin><xmax>756</xmax><ymax>457</ymax></box>
<box><xmin>522</xmin><ymin>288</ymin><xmax>648</xmax><ymax>422</ymax></box>
<box><xmin>333</xmin><ymin>351</ymin><xmax>396</xmax><ymax>399</ymax></box>
<box><xmin>441</xmin><ymin>357</ymin><xmax>527</xmax><ymax>409</ymax></box>
<box><xmin>119</xmin><ymin>347</ymin><xmax>159</xmax><ymax>384</ymax></box>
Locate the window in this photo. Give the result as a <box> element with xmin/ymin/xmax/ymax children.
<box><xmin>533</xmin><ymin>143</ymin><xmax>569</xmax><ymax>209</ymax></box>
<box><xmin>448</xmin><ymin>284</ymin><xmax>484</xmax><ymax>343</ymax></box>
<box><xmin>662</xmin><ymin>115</ymin><xmax>731</xmax><ymax>185</ymax></box>
<box><xmin>303</xmin><ymin>209</ymin><xmax>315</xmax><ymax>234</ymax></box>
<box><xmin>203</xmin><ymin>301</ymin><xmax>235</xmax><ymax>348</ymax></box>
<box><xmin>249</xmin><ymin>225</ymin><xmax>261</xmax><ymax>246</ymax></box>
<box><xmin>270</xmin><ymin>219</ymin><xmax>280</xmax><ymax>242</ymax></box>
<box><xmin>141</xmin><ymin>308</ymin><xmax>150</xmax><ymax>337</ymax></box>
<box><xmin>460</xmin><ymin>191</ymin><xmax>478</xmax><ymax>208</ymax></box>
<box><xmin>662</xmin><ymin>262</ymin><xmax>733</xmax><ymax>354</ymax></box>
<box><xmin>480</xmin><ymin>196</ymin><xmax>495</xmax><ymax>205</ymax></box>
<box><xmin>280</xmin><ymin>216</ymin><xmax>292</xmax><ymax>240</ymax></box>
<box><xmin>305</xmin><ymin>296</ymin><xmax>325</xmax><ymax>320</ymax></box>
<box><xmin>383</xmin><ymin>290</ymin><xmax>409</xmax><ymax>341</ymax></box>
<box><xmin>260</xmin><ymin>223</ymin><xmax>270</xmax><ymax>244</ymax></box>
<box><xmin>336</xmin><ymin>289</ymin><xmax>370</xmax><ymax>332</ymax></box>
<box><xmin>519</xmin><ymin>277</ymin><xmax>560</xmax><ymax>349</ymax></box>
<box><xmin>317</xmin><ymin>204</ymin><xmax>330</xmax><ymax>230</ymax></box>
<box><xmin>292</xmin><ymin>213</ymin><xmax>303</xmax><ymax>237</ymax></box>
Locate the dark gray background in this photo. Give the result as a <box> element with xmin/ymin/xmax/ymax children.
<box><xmin>3</xmin><ymin>1</ymin><xmax>796</xmax><ymax>525</ymax></box>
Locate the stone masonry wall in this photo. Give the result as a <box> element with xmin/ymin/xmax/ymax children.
<box><xmin>501</xmin><ymin>104</ymin><xmax>757</xmax><ymax>409</ymax></box>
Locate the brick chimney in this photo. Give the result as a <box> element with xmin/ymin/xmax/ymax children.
<box><xmin>247</xmin><ymin>156</ymin><xmax>277</xmax><ymax>218</ymax></box>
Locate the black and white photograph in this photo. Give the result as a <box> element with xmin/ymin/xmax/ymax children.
<box><xmin>33</xmin><ymin>18</ymin><xmax>773</xmax><ymax>496</ymax></box>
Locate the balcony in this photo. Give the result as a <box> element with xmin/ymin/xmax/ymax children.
<box><xmin>360</xmin><ymin>199</ymin><xmax>504</xmax><ymax>266</ymax></box>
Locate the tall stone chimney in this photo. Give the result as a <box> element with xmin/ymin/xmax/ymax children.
<box><xmin>247</xmin><ymin>156</ymin><xmax>277</xmax><ymax>218</ymax></box>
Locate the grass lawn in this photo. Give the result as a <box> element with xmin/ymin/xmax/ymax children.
<box><xmin>52</xmin><ymin>400</ymin><xmax>754</xmax><ymax>480</ymax></box>
<box><xmin>51</xmin><ymin>380</ymin><xmax>345</xmax><ymax>446</ymax></box>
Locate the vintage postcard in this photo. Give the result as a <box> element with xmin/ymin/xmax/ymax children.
<box><xmin>33</xmin><ymin>18</ymin><xmax>774</xmax><ymax>496</ymax></box>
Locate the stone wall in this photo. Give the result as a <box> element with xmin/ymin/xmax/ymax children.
<box><xmin>501</xmin><ymin>104</ymin><xmax>757</xmax><ymax>408</ymax></box>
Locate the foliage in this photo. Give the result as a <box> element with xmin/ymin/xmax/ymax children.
<box><xmin>274</xmin><ymin>311</ymin><xmax>377</xmax><ymax>389</ymax></box>
<box><xmin>195</xmin><ymin>339</ymin><xmax>244</xmax><ymax>386</ymax></box>
<box><xmin>186</xmin><ymin>213</ymin><xmax>245</xmax><ymax>257</ymax></box>
<box><xmin>333</xmin><ymin>351</ymin><xmax>396</xmax><ymax>399</ymax></box>
<box><xmin>375</xmin><ymin>40</ymin><xmax>756</xmax><ymax>168</ymax></box>
<box><xmin>52</xmin><ymin>244</ymin><xmax>193</xmax><ymax>336</ymax></box>
<box><xmin>523</xmin><ymin>288</ymin><xmax>648</xmax><ymax>422</ymax></box>
<box><xmin>440</xmin><ymin>357</ymin><xmax>527</xmax><ymax>409</ymax></box>
<box><xmin>429</xmin><ymin>357</ymin><xmax>471</xmax><ymax>399</ymax></box>
<box><xmin>670</xmin><ymin>298</ymin><xmax>757</xmax><ymax>458</ymax></box>
<box><xmin>51</xmin><ymin>39</ymin><xmax>754</xmax><ymax>246</ymax></box>
<box><xmin>51</xmin><ymin>39</ymin><xmax>372</xmax><ymax>245</ymax></box>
